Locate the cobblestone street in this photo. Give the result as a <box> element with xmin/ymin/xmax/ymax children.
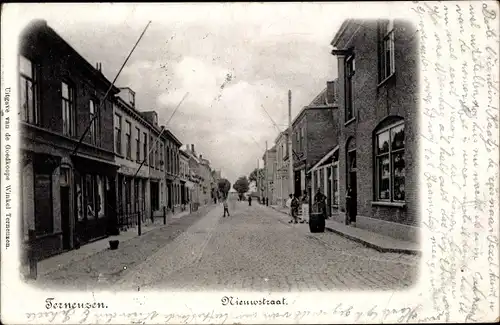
<box><xmin>35</xmin><ymin>200</ymin><xmax>419</xmax><ymax>291</ymax></box>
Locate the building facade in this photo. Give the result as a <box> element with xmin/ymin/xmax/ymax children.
<box><xmin>291</xmin><ymin>86</ymin><xmax>338</xmax><ymax>201</ymax></box>
<box><xmin>275</xmin><ymin>131</ymin><xmax>290</xmax><ymax>207</ymax></box>
<box><xmin>331</xmin><ymin>19</ymin><xmax>419</xmax><ymax>242</ymax></box>
<box><xmin>262</xmin><ymin>146</ymin><xmax>277</xmax><ymax>204</ymax></box>
<box><xmin>198</xmin><ymin>155</ymin><xmax>212</xmax><ymax>205</ymax></box>
<box><xmin>183</xmin><ymin>144</ymin><xmax>202</xmax><ymax>209</ymax></box>
<box><xmin>113</xmin><ymin>88</ymin><xmax>156</xmax><ymax>228</ymax></box>
<box><xmin>179</xmin><ymin>149</ymin><xmax>191</xmax><ymax>209</ymax></box>
<box><xmin>161</xmin><ymin>128</ymin><xmax>182</xmax><ymax>214</ymax></box>
<box><xmin>19</xmin><ymin>20</ymin><xmax>120</xmax><ymax>260</ymax></box>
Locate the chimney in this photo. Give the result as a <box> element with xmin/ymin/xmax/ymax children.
<box><xmin>191</xmin><ymin>144</ymin><xmax>194</xmax><ymax>152</ymax></box>
<box><xmin>326</xmin><ymin>80</ymin><xmax>337</xmax><ymax>105</ymax></box>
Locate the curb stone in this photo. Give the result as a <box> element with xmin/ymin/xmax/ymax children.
<box><xmin>268</xmin><ymin>205</ymin><xmax>420</xmax><ymax>256</ymax></box>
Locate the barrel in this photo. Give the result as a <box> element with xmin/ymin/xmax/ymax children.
<box><xmin>309</xmin><ymin>212</ymin><xmax>325</xmax><ymax>233</ymax></box>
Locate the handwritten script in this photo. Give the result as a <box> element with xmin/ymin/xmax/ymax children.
<box><xmin>414</xmin><ymin>0</ymin><xmax>499</xmax><ymax>322</ymax></box>
<box><xmin>25</xmin><ymin>303</ymin><xmax>429</xmax><ymax>324</ymax></box>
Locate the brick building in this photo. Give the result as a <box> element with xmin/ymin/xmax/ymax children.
<box><xmin>274</xmin><ymin>131</ymin><xmax>290</xmax><ymax>207</ymax></box>
<box><xmin>262</xmin><ymin>145</ymin><xmax>277</xmax><ymax>204</ymax></box>
<box><xmin>291</xmin><ymin>86</ymin><xmax>338</xmax><ymax>199</ymax></box>
<box><xmin>19</xmin><ymin>20</ymin><xmax>120</xmax><ymax>259</ymax></box>
<box><xmin>308</xmin><ymin>80</ymin><xmax>340</xmax><ymax>217</ymax></box>
<box><xmin>183</xmin><ymin>145</ymin><xmax>202</xmax><ymax>210</ymax></box>
<box><xmin>330</xmin><ymin>19</ymin><xmax>419</xmax><ymax>242</ymax></box>
<box><xmin>179</xmin><ymin>149</ymin><xmax>191</xmax><ymax>208</ymax></box>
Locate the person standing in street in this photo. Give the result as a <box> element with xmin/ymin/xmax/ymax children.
<box><xmin>300</xmin><ymin>190</ymin><xmax>309</xmax><ymax>224</ymax></box>
<box><xmin>286</xmin><ymin>194</ymin><xmax>293</xmax><ymax>223</ymax></box>
<box><xmin>314</xmin><ymin>188</ymin><xmax>327</xmax><ymax>220</ymax></box>
<box><xmin>291</xmin><ymin>193</ymin><xmax>300</xmax><ymax>224</ymax></box>
<box><xmin>223</xmin><ymin>198</ymin><xmax>230</xmax><ymax>217</ymax></box>
<box><xmin>346</xmin><ymin>186</ymin><xmax>356</xmax><ymax>225</ymax></box>
<box><xmin>248</xmin><ymin>195</ymin><xmax>252</xmax><ymax>206</ymax></box>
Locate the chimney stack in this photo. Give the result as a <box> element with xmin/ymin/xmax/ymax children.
<box><xmin>191</xmin><ymin>144</ymin><xmax>194</xmax><ymax>152</ymax></box>
<box><xmin>326</xmin><ymin>80</ymin><xmax>337</xmax><ymax>105</ymax></box>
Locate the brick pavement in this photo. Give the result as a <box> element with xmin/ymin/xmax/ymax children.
<box><xmin>118</xmin><ymin>201</ymin><xmax>419</xmax><ymax>292</ymax></box>
<box><xmin>34</xmin><ymin>201</ymin><xmax>419</xmax><ymax>291</ymax></box>
<box><xmin>32</xmin><ymin>205</ymin><xmax>216</xmax><ymax>290</ymax></box>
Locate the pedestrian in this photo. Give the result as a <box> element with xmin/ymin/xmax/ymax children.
<box><xmin>286</xmin><ymin>194</ymin><xmax>293</xmax><ymax>223</ymax></box>
<box><xmin>248</xmin><ymin>195</ymin><xmax>252</xmax><ymax>206</ymax></box>
<box><xmin>223</xmin><ymin>197</ymin><xmax>230</xmax><ymax>217</ymax></box>
<box><xmin>314</xmin><ymin>188</ymin><xmax>327</xmax><ymax>220</ymax></box>
<box><xmin>300</xmin><ymin>190</ymin><xmax>309</xmax><ymax>224</ymax></box>
<box><xmin>346</xmin><ymin>186</ymin><xmax>356</xmax><ymax>225</ymax></box>
<box><xmin>290</xmin><ymin>193</ymin><xmax>300</xmax><ymax>224</ymax></box>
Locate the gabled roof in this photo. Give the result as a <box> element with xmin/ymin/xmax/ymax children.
<box><xmin>309</xmin><ymin>88</ymin><xmax>328</xmax><ymax>106</ymax></box>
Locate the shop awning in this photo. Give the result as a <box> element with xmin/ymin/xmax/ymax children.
<box><xmin>308</xmin><ymin>145</ymin><xmax>338</xmax><ymax>174</ymax></box>
<box><xmin>71</xmin><ymin>153</ymin><xmax>120</xmax><ymax>175</ymax></box>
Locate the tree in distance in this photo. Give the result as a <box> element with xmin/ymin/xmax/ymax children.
<box><xmin>233</xmin><ymin>176</ymin><xmax>250</xmax><ymax>200</ymax></box>
<box><xmin>248</xmin><ymin>168</ymin><xmax>264</xmax><ymax>183</ymax></box>
<box><xmin>218</xmin><ymin>178</ymin><xmax>231</xmax><ymax>200</ymax></box>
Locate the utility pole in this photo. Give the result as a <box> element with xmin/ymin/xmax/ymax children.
<box><xmin>265</xmin><ymin>140</ymin><xmax>269</xmax><ymax>206</ymax></box>
<box><xmin>288</xmin><ymin>90</ymin><xmax>294</xmax><ymax>197</ymax></box>
<box><xmin>256</xmin><ymin>159</ymin><xmax>260</xmax><ymax>201</ymax></box>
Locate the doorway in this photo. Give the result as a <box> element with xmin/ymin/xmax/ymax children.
<box><xmin>347</xmin><ymin>149</ymin><xmax>357</xmax><ymax>223</ymax></box>
<box><xmin>327</xmin><ymin>167</ymin><xmax>332</xmax><ymax>218</ymax></box>
<box><xmin>60</xmin><ymin>186</ymin><xmax>71</xmax><ymax>250</ymax></box>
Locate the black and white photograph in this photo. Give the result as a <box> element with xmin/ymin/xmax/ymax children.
<box><xmin>1</xmin><ymin>2</ymin><xmax>499</xmax><ymax>324</ymax></box>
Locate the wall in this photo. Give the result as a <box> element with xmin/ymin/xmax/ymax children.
<box><xmin>334</xmin><ymin>19</ymin><xmax>419</xmax><ymax>235</ymax></box>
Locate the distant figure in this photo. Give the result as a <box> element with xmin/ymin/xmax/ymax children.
<box><xmin>223</xmin><ymin>198</ymin><xmax>230</xmax><ymax>217</ymax></box>
<box><xmin>290</xmin><ymin>193</ymin><xmax>300</xmax><ymax>224</ymax></box>
<box><xmin>300</xmin><ymin>190</ymin><xmax>309</xmax><ymax>224</ymax></box>
<box><xmin>286</xmin><ymin>194</ymin><xmax>293</xmax><ymax>223</ymax></box>
<box><xmin>346</xmin><ymin>186</ymin><xmax>356</xmax><ymax>225</ymax></box>
<box><xmin>314</xmin><ymin>188</ymin><xmax>327</xmax><ymax>220</ymax></box>
<box><xmin>248</xmin><ymin>195</ymin><xmax>252</xmax><ymax>206</ymax></box>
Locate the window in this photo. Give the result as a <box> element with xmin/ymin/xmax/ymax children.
<box><xmin>76</xmin><ymin>174</ymin><xmax>84</xmax><ymax>221</ymax></box>
<box><xmin>332</xmin><ymin>163</ymin><xmax>339</xmax><ymax>205</ymax></box>
<box><xmin>20</xmin><ymin>55</ymin><xmax>39</xmax><ymax>124</ymax></box>
<box><xmin>375</xmin><ymin>122</ymin><xmax>405</xmax><ymax>201</ymax></box>
<box><xmin>136</xmin><ymin>127</ymin><xmax>141</xmax><ymax>162</ymax></box>
<box><xmin>61</xmin><ymin>81</ymin><xmax>75</xmax><ymax>136</ymax></box>
<box><xmin>300</xmin><ymin>127</ymin><xmax>305</xmax><ymax>151</ymax></box>
<box><xmin>97</xmin><ymin>176</ymin><xmax>105</xmax><ymax>218</ymax></box>
<box><xmin>345</xmin><ymin>55</ymin><xmax>355</xmax><ymax>122</ymax></box>
<box><xmin>125</xmin><ymin>121</ymin><xmax>132</xmax><ymax>159</ymax></box>
<box><xmin>149</xmin><ymin>136</ymin><xmax>154</xmax><ymax>167</ymax></box>
<box><xmin>114</xmin><ymin>114</ymin><xmax>122</xmax><ymax>155</ymax></box>
<box><xmin>89</xmin><ymin>99</ymin><xmax>99</xmax><ymax>144</ymax></box>
<box><xmin>34</xmin><ymin>173</ymin><xmax>53</xmax><ymax>235</ymax></box>
<box><xmin>143</xmin><ymin>133</ymin><xmax>148</xmax><ymax>165</ymax></box>
<box><xmin>379</xmin><ymin>20</ymin><xmax>395</xmax><ymax>82</ymax></box>
<box><xmin>155</xmin><ymin>142</ymin><xmax>159</xmax><ymax>170</ymax></box>
<box><xmin>160</xmin><ymin>143</ymin><xmax>164</xmax><ymax>171</ymax></box>
<box><xmin>167</xmin><ymin>148</ymin><xmax>171</xmax><ymax>173</ymax></box>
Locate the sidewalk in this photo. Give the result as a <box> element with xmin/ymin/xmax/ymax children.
<box><xmin>36</xmin><ymin>208</ymin><xmax>198</xmax><ymax>277</ymax></box>
<box><xmin>269</xmin><ymin>205</ymin><xmax>420</xmax><ymax>256</ymax></box>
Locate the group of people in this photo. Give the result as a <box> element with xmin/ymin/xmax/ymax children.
<box><xmin>221</xmin><ymin>187</ymin><xmax>331</xmax><ymax>223</ymax></box>
<box><xmin>286</xmin><ymin>188</ymin><xmax>327</xmax><ymax>224</ymax></box>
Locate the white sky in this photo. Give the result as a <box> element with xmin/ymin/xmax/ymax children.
<box><xmin>9</xmin><ymin>3</ymin><xmax>395</xmax><ymax>184</ymax></box>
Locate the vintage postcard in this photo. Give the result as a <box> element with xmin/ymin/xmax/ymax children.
<box><xmin>1</xmin><ymin>1</ymin><xmax>499</xmax><ymax>324</ymax></box>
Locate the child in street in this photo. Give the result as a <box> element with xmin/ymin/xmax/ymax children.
<box><xmin>286</xmin><ymin>194</ymin><xmax>293</xmax><ymax>223</ymax></box>
<box><xmin>223</xmin><ymin>198</ymin><xmax>230</xmax><ymax>217</ymax></box>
